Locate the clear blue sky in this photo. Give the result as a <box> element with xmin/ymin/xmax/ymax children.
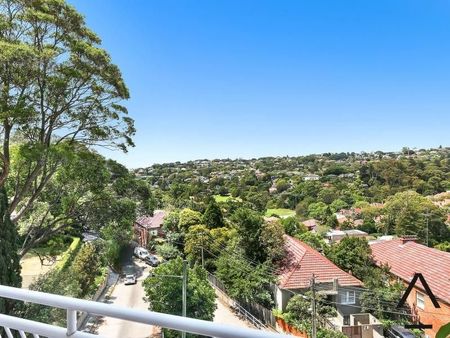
<box><xmin>71</xmin><ymin>0</ymin><xmax>450</xmax><ymax>168</ymax></box>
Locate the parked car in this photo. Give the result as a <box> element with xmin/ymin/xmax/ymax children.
<box><xmin>144</xmin><ymin>255</ymin><xmax>160</xmax><ymax>267</ymax></box>
<box><xmin>134</xmin><ymin>246</ymin><xmax>150</xmax><ymax>260</ymax></box>
<box><xmin>124</xmin><ymin>274</ymin><xmax>137</xmax><ymax>285</ymax></box>
<box><xmin>385</xmin><ymin>325</ymin><xmax>415</xmax><ymax>338</ymax></box>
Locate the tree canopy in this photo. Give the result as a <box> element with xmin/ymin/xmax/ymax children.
<box><xmin>143</xmin><ymin>258</ymin><xmax>216</xmax><ymax>338</ymax></box>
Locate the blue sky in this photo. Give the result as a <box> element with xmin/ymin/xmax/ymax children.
<box><xmin>71</xmin><ymin>0</ymin><xmax>450</xmax><ymax>168</ymax></box>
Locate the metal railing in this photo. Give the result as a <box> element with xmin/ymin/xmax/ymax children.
<box><xmin>0</xmin><ymin>285</ymin><xmax>292</xmax><ymax>338</ymax></box>
<box><xmin>207</xmin><ymin>272</ymin><xmax>276</xmax><ymax>329</ymax></box>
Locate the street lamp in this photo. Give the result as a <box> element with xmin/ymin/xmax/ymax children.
<box><xmin>148</xmin><ymin>260</ymin><xmax>188</xmax><ymax>338</ymax></box>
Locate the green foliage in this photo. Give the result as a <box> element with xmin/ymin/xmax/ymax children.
<box><xmin>0</xmin><ymin>188</ymin><xmax>21</xmax><ymax>314</ymax></box>
<box><xmin>275</xmin><ymin>178</ymin><xmax>290</xmax><ymax>192</ymax></box>
<box><xmin>184</xmin><ymin>224</ymin><xmax>236</xmax><ymax>268</ymax></box>
<box><xmin>330</xmin><ymin>199</ymin><xmax>349</xmax><ymax>213</ymax></box>
<box><xmin>328</xmin><ymin>237</ymin><xmax>374</xmax><ymax>280</ymax></box>
<box><xmin>70</xmin><ymin>243</ymin><xmax>101</xmax><ymax>295</ymax></box>
<box><xmin>231</xmin><ymin>207</ymin><xmax>267</xmax><ymax>262</ymax></box>
<box><xmin>283</xmin><ymin>293</ymin><xmax>336</xmax><ymax>332</ymax></box>
<box><xmin>55</xmin><ymin>237</ymin><xmax>81</xmax><ymax>271</ymax></box>
<box><xmin>0</xmin><ymin>0</ymin><xmax>135</xmax><ymax>293</ymax></box>
<box><xmin>143</xmin><ymin>258</ymin><xmax>216</xmax><ymax>337</ymax></box>
<box><xmin>383</xmin><ymin>190</ymin><xmax>450</xmax><ymax>245</ymax></box>
<box><xmin>184</xmin><ymin>225</ymin><xmax>210</xmax><ymax>263</ymax></box>
<box><xmin>436</xmin><ymin>322</ymin><xmax>450</xmax><ymax>338</ymax></box>
<box><xmin>307</xmin><ymin>202</ymin><xmax>330</xmax><ymax>221</ymax></box>
<box><xmin>260</xmin><ymin>219</ymin><xmax>285</xmax><ymax>263</ymax></box>
<box><xmin>360</xmin><ymin>280</ymin><xmax>408</xmax><ymax>321</ymax></box>
<box><xmin>178</xmin><ymin>208</ymin><xmax>203</xmax><ymax>231</ymax></box>
<box><xmin>295</xmin><ymin>232</ymin><xmax>328</xmax><ymax>253</ymax></box>
<box><xmin>215</xmin><ymin>250</ymin><xmax>275</xmax><ymax>307</ymax></box>
<box><xmin>202</xmin><ymin>199</ymin><xmax>224</xmax><ymax>228</ymax></box>
<box><xmin>23</xmin><ymin>242</ymin><xmax>105</xmax><ymax>325</ymax></box>
<box><xmin>317</xmin><ymin>329</ymin><xmax>348</xmax><ymax>338</ymax></box>
<box><xmin>281</xmin><ymin>216</ymin><xmax>307</xmax><ymax>236</ymax></box>
<box><xmin>156</xmin><ymin>243</ymin><xmax>181</xmax><ymax>260</ymax></box>
<box><xmin>163</xmin><ymin>211</ymin><xmax>180</xmax><ymax>232</ymax></box>
<box><xmin>435</xmin><ymin>241</ymin><xmax>450</xmax><ymax>252</ymax></box>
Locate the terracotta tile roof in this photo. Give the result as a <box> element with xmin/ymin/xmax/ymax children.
<box><xmin>370</xmin><ymin>239</ymin><xmax>450</xmax><ymax>305</ymax></box>
<box><xmin>277</xmin><ymin>235</ymin><xmax>363</xmax><ymax>289</ymax></box>
<box><xmin>302</xmin><ymin>219</ymin><xmax>319</xmax><ymax>229</ymax></box>
<box><xmin>135</xmin><ymin>210</ymin><xmax>166</xmax><ymax>229</ymax></box>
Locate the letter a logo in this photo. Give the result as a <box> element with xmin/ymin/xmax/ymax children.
<box><xmin>397</xmin><ymin>273</ymin><xmax>439</xmax><ymax>330</ymax></box>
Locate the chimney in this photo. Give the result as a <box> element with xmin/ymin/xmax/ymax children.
<box><xmin>400</xmin><ymin>235</ymin><xmax>418</xmax><ymax>244</ymax></box>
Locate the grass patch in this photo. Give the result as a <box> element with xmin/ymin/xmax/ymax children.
<box><xmin>214</xmin><ymin>195</ymin><xmax>241</xmax><ymax>203</ymax></box>
<box><xmin>265</xmin><ymin>208</ymin><xmax>296</xmax><ymax>218</ymax></box>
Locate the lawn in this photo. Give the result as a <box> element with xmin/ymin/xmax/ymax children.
<box><xmin>265</xmin><ymin>208</ymin><xmax>296</xmax><ymax>218</ymax></box>
<box><xmin>214</xmin><ymin>195</ymin><xmax>241</xmax><ymax>203</ymax></box>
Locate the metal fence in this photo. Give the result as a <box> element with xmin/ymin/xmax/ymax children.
<box><xmin>0</xmin><ymin>284</ymin><xmax>293</xmax><ymax>338</ymax></box>
<box><xmin>207</xmin><ymin>272</ymin><xmax>276</xmax><ymax>330</ymax></box>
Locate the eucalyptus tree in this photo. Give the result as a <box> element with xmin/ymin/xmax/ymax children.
<box><xmin>0</xmin><ymin>0</ymin><xmax>134</xmax><ymax>298</ymax></box>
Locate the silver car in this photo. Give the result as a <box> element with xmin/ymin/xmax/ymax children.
<box><xmin>124</xmin><ymin>274</ymin><xmax>137</xmax><ymax>285</ymax></box>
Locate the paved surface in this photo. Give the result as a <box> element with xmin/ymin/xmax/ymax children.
<box><xmin>21</xmin><ymin>255</ymin><xmax>56</xmax><ymax>289</ymax></box>
<box><xmin>93</xmin><ymin>247</ymin><xmax>264</xmax><ymax>337</ymax></box>
<box><xmin>95</xmin><ymin>248</ymin><xmax>158</xmax><ymax>338</ymax></box>
<box><xmin>213</xmin><ymin>294</ymin><xmax>254</xmax><ymax>329</ymax></box>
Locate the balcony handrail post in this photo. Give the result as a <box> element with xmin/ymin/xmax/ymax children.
<box><xmin>181</xmin><ymin>259</ymin><xmax>187</xmax><ymax>338</ymax></box>
<box><xmin>67</xmin><ymin>309</ymin><xmax>77</xmax><ymax>336</ymax></box>
<box><xmin>0</xmin><ymin>284</ymin><xmax>294</xmax><ymax>338</ymax></box>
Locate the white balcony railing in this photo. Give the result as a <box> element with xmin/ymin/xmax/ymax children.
<box><xmin>0</xmin><ymin>285</ymin><xmax>292</xmax><ymax>338</ymax></box>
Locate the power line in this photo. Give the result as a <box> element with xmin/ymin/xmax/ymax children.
<box><xmin>189</xmin><ymin>236</ymin><xmax>403</xmax><ymax>308</ymax></box>
<box><xmin>171</xmin><ymin>236</ymin><xmax>450</xmax><ymax>321</ymax></box>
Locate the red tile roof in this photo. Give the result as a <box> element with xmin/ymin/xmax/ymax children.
<box><xmin>371</xmin><ymin>239</ymin><xmax>450</xmax><ymax>305</ymax></box>
<box><xmin>277</xmin><ymin>235</ymin><xmax>363</xmax><ymax>289</ymax></box>
<box><xmin>302</xmin><ymin>219</ymin><xmax>319</xmax><ymax>229</ymax></box>
<box><xmin>135</xmin><ymin>210</ymin><xmax>166</xmax><ymax>229</ymax></box>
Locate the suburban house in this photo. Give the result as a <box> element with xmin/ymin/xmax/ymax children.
<box><xmin>302</xmin><ymin>218</ymin><xmax>320</xmax><ymax>231</ymax></box>
<box><xmin>303</xmin><ymin>174</ymin><xmax>320</xmax><ymax>181</ymax></box>
<box><xmin>370</xmin><ymin>238</ymin><xmax>450</xmax><ymax>338</ymax></box>
<box><xmin>275</xmin><ymin>235</ymin><xmax>364</xmax><ymax>328</ymax></box>
<box><xmin>134</xmin><ymin>210</ymin><xmax>166</xmax><ymax>247</ymax></box>
<box><xmin>325</xmin><ymin>229</ymin><xmax>368</xmax><ymax>244</ymax></box>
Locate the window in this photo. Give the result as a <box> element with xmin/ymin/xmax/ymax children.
<box><xmin>416</xmin><ymin>291</ymin><xmax>425</xmax><ymax>310</ymax></box>
<box><xmin>341</xmin><ymin>290</ymin><xmax>356</xmax><ymax>305</ymax></box>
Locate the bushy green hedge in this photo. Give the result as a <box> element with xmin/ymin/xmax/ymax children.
<box><xmin>55</xmin><ymin>237</ymin><xmax>81</xmax><ymax>271</ymax></box>
<box><xmin>23</xmin><ymin>241</ymin><xmax>106</xmax><ymax>325</ymax></box>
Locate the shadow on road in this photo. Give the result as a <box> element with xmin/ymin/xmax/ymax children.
<box><xmin>119</xmin><ymin>244</ymin><xmax>149</xmax><ymax>280</ymax></box>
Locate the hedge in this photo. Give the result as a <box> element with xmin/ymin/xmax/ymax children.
<box><xmin>55</xmin><ymin>237</ymin><xmax>81</xmax><ymax>271</ymax></box>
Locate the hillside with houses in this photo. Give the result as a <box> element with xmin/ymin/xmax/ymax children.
<box><xmin>130</xmin><ymin>147</ymin><xmax>450</xmax><ymax>338</ymax></box>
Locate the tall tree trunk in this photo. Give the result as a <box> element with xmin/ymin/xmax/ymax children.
<box><xmin>0</xmin><ymin>187</ymin><xmax>22</xmax><ymax>315</ymax></box>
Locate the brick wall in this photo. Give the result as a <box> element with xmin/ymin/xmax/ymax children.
<box><xmin>405</xmin><ymin>286</ymin><xmax>450</xmax><ymax>338</ymax></box>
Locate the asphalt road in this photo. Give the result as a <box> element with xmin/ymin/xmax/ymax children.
<box><xmin>97</xmin><ymin>247</ymin><xmax>157</xmax><ymax>338</ymax></box>
<box><xmin>95</xmin><ymin>246</ymin><xmax>260</xmax><ymax>337</ymax></box>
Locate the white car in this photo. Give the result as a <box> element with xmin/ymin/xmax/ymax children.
<box><xmin>134</xmin><ymin>247</ymin><xmax>150</xmax><ymax>260</ymax></box>
<box><xmin>124</xmin><ymin>274</ymin><xmax>137</xmax><ymax>285</ymax></box>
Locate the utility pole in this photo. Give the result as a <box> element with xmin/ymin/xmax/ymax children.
<box><xmin>311</xmin><ymin>274</ymin><xmax>317</xmax><ymax>338</ymax></box>
<box><xmin>182</xmin><ymin>259</ymin><xmax>187</xmax><ymax>338</ymax></box>
<box><xmin>148</xmin><ymin>260</ymin><xmax>188</xmax><ymax>338</ymax></box>
<box><xmin>422</xmin><ymin>210</ymin><xmax>431</xmax><ymax>247</ymax></box>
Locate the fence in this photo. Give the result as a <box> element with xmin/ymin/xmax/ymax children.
<box><xmin>77</xmin><ymin>270</ymin><xmax>117</xmax><ymax>330</ymax></box>
<box><xmin>207</xmin><ymin>272</ymin><xmax>276</xmax><ymax>330</ymax></box>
